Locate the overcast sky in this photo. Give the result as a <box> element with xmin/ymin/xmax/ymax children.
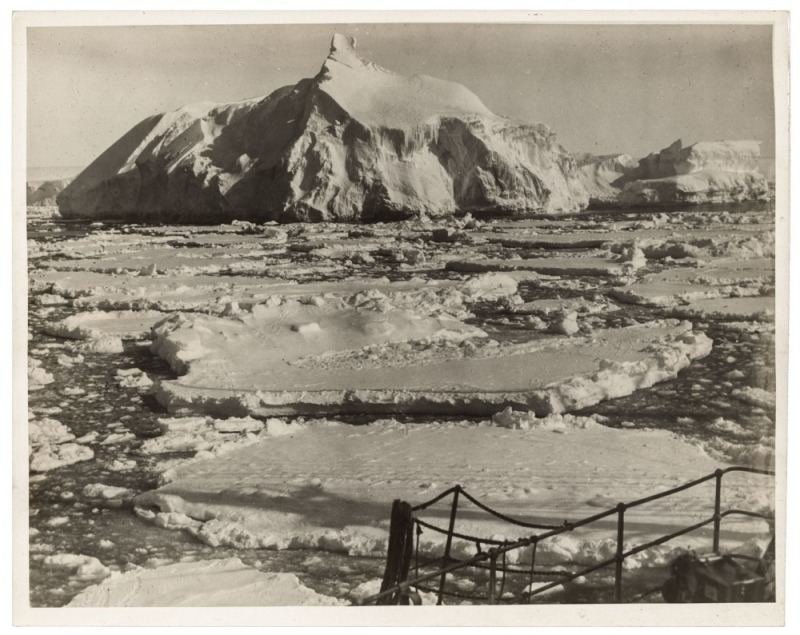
<box><xmin>27</xmin><ymin>22</ymin><xmax>775</xmax><ymax>170</ymax></box>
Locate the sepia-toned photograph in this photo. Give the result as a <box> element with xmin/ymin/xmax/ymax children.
<box><xmin>12</xmin><ymin>9</ymin><xmax>789</xmax><ymax>627</ymax></box>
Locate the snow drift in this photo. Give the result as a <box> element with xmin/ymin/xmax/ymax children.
<box><xmin>57</xmin><ymin>34</ymin><xmax>589</xmax><ymax>223</ymax></box>
<box><xmin>616</xmin><ymin>139</ymin><xmax>770</xmax><ymax>206</ymax></box>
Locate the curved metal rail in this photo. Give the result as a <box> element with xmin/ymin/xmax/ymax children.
<box><xmin>362</xmin><ymin>466</ymin><xmax>774</xmax><ymax>605</ymax></box>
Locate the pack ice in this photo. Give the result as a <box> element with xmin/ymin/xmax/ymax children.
<box><xmin>57</xmin><ymin>34</ymin><xmax>590</xmax><ymax>222</ymax></box>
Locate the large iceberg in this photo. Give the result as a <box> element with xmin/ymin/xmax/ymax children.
<box><xmin>616</xmin><ymin>139</ymin><xmax>770</xmax><ymax>206</ymax></box>
<box><xmin>57</xmin><ymin>34</ymin><xmax>589</xmax><ymax>223</ymax></box>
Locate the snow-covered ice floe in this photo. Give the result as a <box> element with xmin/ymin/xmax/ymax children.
<box><xmin>68</xmin><ymin>558</ymin><xmax>345</xmax><ymax>606</ymax></box>
<box><xmin>150</xmin><ymin>295</ymin><xmax>711</xmax><ymax>416</ymax></box>
<box><xmin>45</xmin><ymin>309</ymin><xmax>168</xmax><ymax>341</ymax></box>
<box><xmin>29</xmin><ymin>268</ymin><xmax>514</xmax><ymax>315</ymax></box>
<box><xmin>135</xmin><ymin>416</ymin><xmax>772</xmax><ymax>568</ymax></box>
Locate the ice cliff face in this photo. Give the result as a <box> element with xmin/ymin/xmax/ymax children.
<box><xmin>57</xmin><ymin>34</ymin><xmax>589</xmax><ymax>223</ymax></box>
<box><xmin>617</xmin><ymin>139</ymin><xmax>770</xmax><ymax>206</ymax></box>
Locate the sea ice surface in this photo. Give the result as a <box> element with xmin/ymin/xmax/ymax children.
<box><xmin>68</xmin><ymin>558</ymin><xmax>344</xmax><ymax>606</ymax></box>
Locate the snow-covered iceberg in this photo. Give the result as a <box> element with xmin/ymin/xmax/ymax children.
<box><xmin>57</xmin><ymin>34</ymin><xmax>589</xmax><ymax>223</ymax></box>
<box><xmin>617</xmin><ymin>139</ymin><xmax>770</xmax><ymax>206</ymax></box>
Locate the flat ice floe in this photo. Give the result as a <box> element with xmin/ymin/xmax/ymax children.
<box><xmin>68</xmin><ymin>558</ymin><xmax>344</xmax><ymax>606</ymax></box>
<box><xmin>136</xmin><ymin>417</ymin><xmax>771</xmax><ymax>565</ymax></box>
<box><xmin>45</xmin><ymin>309</ymin><xmax>168</xmax><ymax>341</ymax></box>
<box><xmin>29</xmin><ymin>268</ymin><xmax>508</xmax><ymax>314</ymax></box>
<box><xmin>150</xmin><ymin>293</ymin><xmax>711</xmax><ymax>416</ymax></box>
<box><xmin>446</xmin><ymin>256</ymin><xmax>636</xmax><ymax>277</ymax></box>
<box><xmin>662</xmin><ymin>296</ymin><xmax>775</xmax><ymax>322</ymax></box>
<box><xmin>608</xmin><ymin>258</ymin><xmax>773</xmax><ymax>309</ymax></box>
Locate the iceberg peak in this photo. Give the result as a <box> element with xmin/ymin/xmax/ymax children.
<box><xmin>322</xmin><ymin>33</ymin><xmax>366</xmax><ymax>72</ymax></box>
<box><xmin>330</xmin><ymin>33</ymin><xmax>357</xmax><ymax>55</ymax></box>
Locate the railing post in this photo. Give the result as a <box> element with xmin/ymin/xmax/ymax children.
<box><xmin>377</xmin><ymin>499</ymin><xmax>414</xmax><ymax>605</ymax></box>
<box><xmin>436</xmin><ymin>486</ymin><xmax>460</xmax><ymax>606</ymax></box>
<box><xmin>614</xmin><ymin>502</ymin><xmax>626</xmax><ymax>603</ymax></box>
<box><xmin>488</xmin><ymin>548</ymin><xmax>498</xmax><ymax>604</ymax></box>
<box><xmin>712</xmin><ymin>468</ymin><xmax>723</xmax><ymax>553</ymax></box>
<box><xmin>526</xmin><ymin>538</ymin><xmax>538</xmax><ymax>604</ymax></box>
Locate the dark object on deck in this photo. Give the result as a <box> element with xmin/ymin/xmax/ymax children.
<box><xmin>662</xmin><ymin>552</ymin><xmax>770</xmax><ymax>603</ymax></box>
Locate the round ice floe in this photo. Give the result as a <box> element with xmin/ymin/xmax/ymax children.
<box><xmin>46</xmin><ymin>309</ymin><xmax>167</xmax><ymax>342</ymax></box>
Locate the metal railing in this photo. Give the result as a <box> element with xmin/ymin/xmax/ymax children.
<box><xmin>361</xmin><ymin>466</ymin><xmax>774</xmax><ymax>605</ymax></box>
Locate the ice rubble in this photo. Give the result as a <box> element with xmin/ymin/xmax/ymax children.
<box><xmin>506</xmin><ymin>296</ymin><xmax>617</xmax><ymax>318</ymax></box>
<box><xmin>30</xmin><ymin>416</ymin><xmax>74</xmax><ymax>446</ymax></box>
<box><xmin>82</xmin><ymin>483</ymin><xmax>136</xmax><ymax>507</ymax></box>
<box><xmin>731</xmin><ymin>386</ymin><xmax>776</xmax><ymax>410</ymax></box>
<box><xmin>29</xmin><ymin>415</ymin><xmax>94</xmax><ymax>472</ymax></box>
<box><xmin>57</xmin><ymin>34</ymin><xmax>588</xmax><ymax>222</ymax></box>
<box><xmin>68</xmin><ymin>558</ymin><xmax>345</xmax><ymax>607</ymax></box>
<box><xmin>115</xmin><ymin>367</ymin><xmax>154</xmax><ymax>390</ymax></box>
<box><xmin>140</xmin><ymin>416</ymin><xmax>263</xmax><ymax>457</ymax></box>
<box><xmin>491</xmin><ymin>407</ymin><xmax>599</xmax><ymax>430</ymax></box>
<box><xmin>34</xmin><ymin>293</ymin><xmax>69</xmax><ymax>307</ymax></box>
<box><xmin>44</xmin><ymin>553</ymin><xmax>110</xmax><ymax>582</ymax></box>
<box><xmin>27</xmin><ymin>358</ymin><xmax>54</xmax><ymax>389</ymax></box>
